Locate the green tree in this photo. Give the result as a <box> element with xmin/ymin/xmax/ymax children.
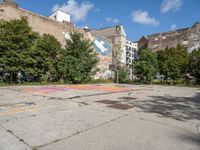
<box><xmin>188</xmin><ymin>49</ymin><xmax>200</xmax><ymax>85</ymax></box>
<box><xmin>57</xmin><ymin>32</ymin><xmax>99</xmax><ymax>83</ymax></box>
<box><xmin>157</xmin><ymin>44</ymin><xmax>188</xmax><ymax>82</ymax></box>
<box><xmin>33</xmin><ymin>34</ymin><xmax>62</xmax><ymax>82</ymax></box>
<box><xmin>0</xmin><ymin>17</ymin><xmax>39</xmax><ymax>83</ymax></box>
<box><xmin>115</xmin><ymin>67</ymin><xmax>129</xmax><ymax>83</ymax></box>
<box><xmin>133</xmin><ymin>49</ymin><xmax>158</xmax><ymax>83</ymax></box>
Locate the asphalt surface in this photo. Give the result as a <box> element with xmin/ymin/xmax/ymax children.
<box><xmin>0</xmin><ymin>84</ymin><xmax>199</xmax><ymax>150</ymax></box>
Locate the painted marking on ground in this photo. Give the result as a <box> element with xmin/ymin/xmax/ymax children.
<box><xmin>22</xmin><ymin>85</ymin><xmax>130</xmax><ymax>94</ymax></box>
<box><xmin>0</xmin><ymin>107</ymin><xmax>37</xmax><ymax>116</ymax></box>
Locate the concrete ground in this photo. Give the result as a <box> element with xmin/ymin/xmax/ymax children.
<box><xmin>0</xmin><ymin>84</ymin><xmax>199</xmax><ymax>150</ymax></box>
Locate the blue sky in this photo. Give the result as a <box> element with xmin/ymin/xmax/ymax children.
<box><xmin>15</xmin><ymin>0</ymin><xmax>200</xmax><ymax>41</ymax></box>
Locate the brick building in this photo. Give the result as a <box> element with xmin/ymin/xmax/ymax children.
<box><xmin>0</xmin><ymin>0</ymin><xmax>76</xmax><ymax>45</ymax></box>
<box><xmin>138</xmin><ymin>22</ymin><xmax>200</xmax><ymax>52</ymax></box>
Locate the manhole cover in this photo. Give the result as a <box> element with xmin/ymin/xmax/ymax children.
<box><xmin>108</xmin><ymin>104</ymin><xmax>133</xmax><ymax>110</ymax></box>
<box><xmin>96</xmin><ymin>100</ymin><xmax>119</xmax><ymax>104</ymax></box>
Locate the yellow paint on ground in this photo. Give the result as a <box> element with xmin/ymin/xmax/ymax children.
<box><xmin>0</xmin><ymin>107</ymin><xmax>37</xmax><ymax>116</ymax></box>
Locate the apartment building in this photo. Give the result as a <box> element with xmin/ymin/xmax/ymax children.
<box><xmin>126</xmin><ymin>40</ymin><xmax>138</xmax><ymax>67</ymax></box>
<box><xmin>138</xmin><ymin>22</ymin><xmax>200</xmax><ymax>52</ymax></box>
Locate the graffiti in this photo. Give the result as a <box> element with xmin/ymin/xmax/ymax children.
<box><xmin>63</xmin><ymin>32</ymin><xmax>72</xmax><ymax>42</ymax></box>
<box><xmin>94</xmin><ymin>70</ymin><xmax>112</xmax><ymax>80</ymax></box>
<box><xmin>23</xmin><ymin>85</ymin><xmax>129</xmax><ymax>94</ymax></box>
<box><xmin>94</xmin><ymin>37</ymin><xmax>112</xmax><ymax>56</ymax></box>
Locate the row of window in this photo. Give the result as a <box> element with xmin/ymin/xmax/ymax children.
<box><xmin>126</xmin><ymin>41</ymin><xmax>135</xmax><ymax>45</ymax></box>
<box><xmin>154</xmin><ymin>36</ymin><xmax>166</xmax><ymax>41</ymax></box>
<box><xmin>126</xmin><ymin>46</ymin><xmax>137</xmax><ymax>52</ymax></box>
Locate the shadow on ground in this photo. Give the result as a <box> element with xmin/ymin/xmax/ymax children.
<box><xmin>177</xmin><ymin>132</ymin><xmax>200</xmax><ymax>147</ymax></box>
<box><xmin>128</xmin><ymin>93</ymin><xmax>200</xmax><ymax>121</ymax></box>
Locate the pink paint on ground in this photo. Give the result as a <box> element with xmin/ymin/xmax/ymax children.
<box><xmin>23</xmin><ymin>85</ymin><xmax>129</xmax><ymax>94</ymax></box>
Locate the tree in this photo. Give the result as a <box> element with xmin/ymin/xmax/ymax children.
<box><xmin>0</xmin><ymin>17</ymin><xmax>63</xmax><ymax>83</ymax></box>
<box><xmin>188</xmin><ymin>49</ymin><xmax>200</xmax><ymax>85</ymax></box>
<box><xmin>57</xmin><ymin>32</ymin><xmax>99</xmax><ymax>83</ymax></box>
<box><xmin>33</xmin><ymin>34</ymin><xmax>62</xmax><ymax>82</ymax></box>
<box><xmin>133</xmin><ymin>49</ymin><xmax>158</xmax><ymax>83</ymax></box>
<box><xmin>176</xmin><ymin>44</ymin><xmax>189</xmax><ymax>75</ymax></box>
<box><xmin>0</xmin><ymin>17</ymin><xmax>39</xmax><ymax>83</ymax></box>
<box><xmin>157</xmin><ymin>45</ymin><xmax>188</xmax><ymax>82</ymax></box>
<box><xmin>115</xmin><ymin>67</ymin><xmax>129</xmax><ymax>83</ymax></box>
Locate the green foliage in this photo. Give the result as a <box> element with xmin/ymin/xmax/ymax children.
<box><xmin>134</xmin><ymin>45</ymin><xmax>199</xmax><ymax>86</ymax></box>
<box><xmin>157</xmin><ymin>44</ymin><xmax>188</xmax><ymax>82</ymax></box>
<box><xmin>188</xmin><ymin>49</ymin><xmax>200</xmax><ymax>85</ymax></box>
<box><xmin>33</xmin><ymin>34</ymin><xmax>62</xmax><ymax>82</ymax></box>
<box><xmin>114</xmin><ymin>67</ymin><xmax>130</xmax><ymax>83</ymax></box>
<box><xmin>0</xmin><ymin>18</ymin><xmax>98</xmax><ymax>84</ymax></box>
<box><xmin>0</xmin><ymin>17</ymin><xmax>39</xmax><ymax>83</ymax></box>
<box><xmin>57</xmin><ymin>32</ymin><xmax>99</xmax><ymax>84</ymax></box>
<box><xmin>133</xmin><ymin>49</ymin><xmax>158</xmax><ymax>83</ymax></box>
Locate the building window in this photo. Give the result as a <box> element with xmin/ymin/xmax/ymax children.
<box><xmin>182</xmin><ymin>40</ymin><xmax>188</xmax><ymax>45</ymax></box>
<box><xmin>54</xmin><ymin>15</ymin><xmax>57</xmax><ymax>20</ymax></box>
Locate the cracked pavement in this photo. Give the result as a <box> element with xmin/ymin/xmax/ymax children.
<box><xmin>0</xmin><ymin>84</ymin><xmax>200</xmax><ymax>150</ymax></box>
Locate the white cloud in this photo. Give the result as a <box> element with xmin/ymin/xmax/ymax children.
<box><xmin>106</xmin><ymin>17</ymin><xmax>119</xmax><ymax>24</ymax></box>
<box><xmin>131</xmin><ymin>10</ymin><xmax>160</xmax><ymax>26</ymax></box>
<box><xmin>52</xmin><ymin>0</ymin><xmax>93</xmax><ymax>22</ymax></box>
<box><xmin>161</xmin><ymin>0</ymin><xmax>182</xmax><ymax>13</ymax></box>
<box><xmin>171</xmin><ymin>24</ymin><xmax>177</xmax><ymax>30</ymax></box>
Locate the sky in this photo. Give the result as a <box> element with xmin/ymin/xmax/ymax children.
<box><xmin>15</xmin><ymin>0</ymin><xmax>200</xmax><ymax>41</ymax></box>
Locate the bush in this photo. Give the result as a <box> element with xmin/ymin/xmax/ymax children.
<box><xmin>114</xmin><ymin>67</ymin><xmax>130</xmax><ymax>83</ymax></box>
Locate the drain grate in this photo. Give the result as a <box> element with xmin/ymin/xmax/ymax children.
<box><xmin>96</xmin><ymin>100</ymin><xmax>119</xmax><ymax>104</ymax></box>
<box><xmin>108</xmin><ymin>104</ymin><xmax>133</xmax><ymax>110</ymax></box>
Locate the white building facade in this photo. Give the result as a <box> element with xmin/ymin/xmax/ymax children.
<box><xmin>126</xmin><ymin>40</ymin><xmax>138</xmax><ymax>70</ymax></box>
<box><xmin>49</xmin><ymin>10</ymin><xmax>71</xmax><ymax>23</ymax></box>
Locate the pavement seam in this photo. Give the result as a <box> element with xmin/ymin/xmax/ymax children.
<box><xmin>196</xmin><ymin>124</ymin><xmax>200</xmax><ymax>136</ymax></box>
<box><xmin>28</xmin><ymin>91</ymin><xmax>129</xmax><ymax>102</ymax></box>
<box><xmin>0</xmin><ymin>124</ymin><xmax>33</xmax><ymax>149</ymax></box>
<box><xmin>34</xmin><ymin>114</ymin><xmax>128</xmax><ymax>149</ymax></box>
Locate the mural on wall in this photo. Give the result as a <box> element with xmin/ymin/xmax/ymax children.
<box><xmin>94</xmin><ymin>37</ymin><xmax>112</xmax><ymax>56</ymax></box>
<box><xmin>63</xmin><ymin>32</ymin><xmax>72</xmax><ymax>42</ymax></box>
<box><xmin>93</xmin><ymin>36</ymin><xmax>113</xmax><ymax>79</ymax></box>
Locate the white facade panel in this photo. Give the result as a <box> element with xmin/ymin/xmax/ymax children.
<box><xmin>49</xmin><ymin>10</ymin><xmax>71</xmax><ymax>23</ymax></box>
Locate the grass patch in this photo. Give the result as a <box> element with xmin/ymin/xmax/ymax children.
<box><xmin>86</xmin><ymin>79</ymin><xmax>113</xmax><ymax>84</ymax></box>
